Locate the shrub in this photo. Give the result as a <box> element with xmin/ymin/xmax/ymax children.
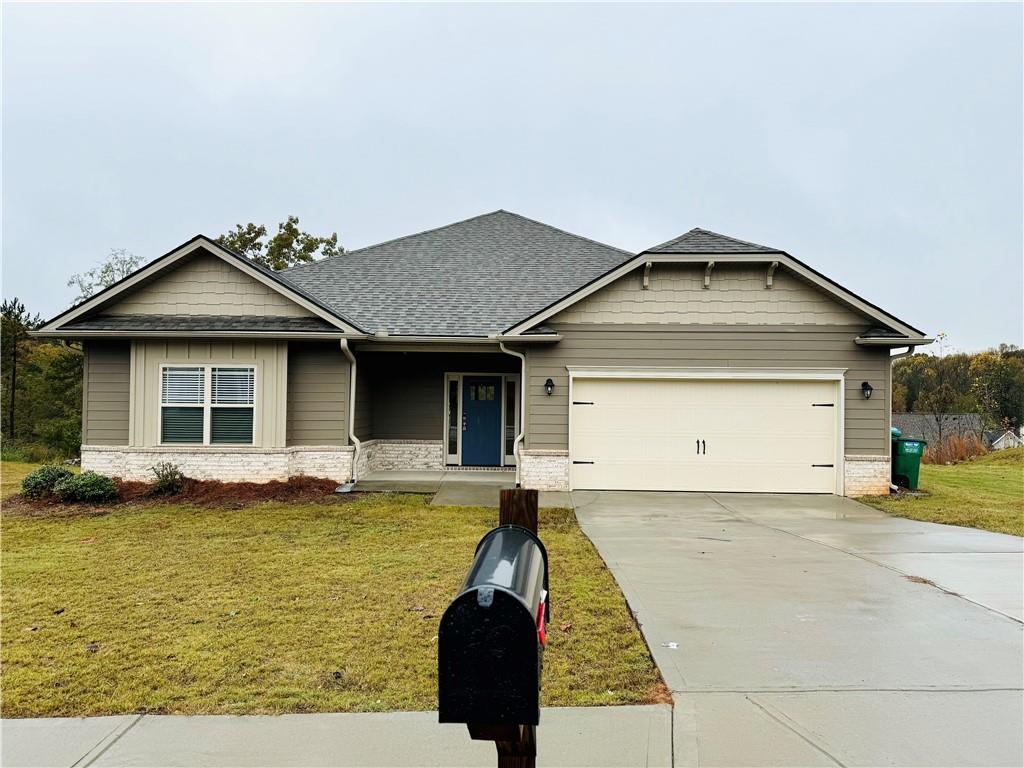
<box><xmin>21</xmin><ymin>464</ymin><xmax>74</xmax><ymax>499</ymax></box>
<box><xmin>52</xmin><ymin>471</ymin><xmax>118</xmax><ymax>503</ymax></box>
<box><xmin>2</xmin><ymin>441</ymin><xmax>68</xmax><ymax>463</ymax></box>
<box><xmin>149</xmin><ymin>462</ymin><xmax>185</xmax><ymax>495</ymax></box>
<box><xmin>923</xmin><ymin>433</ymin><xmax>988</xmax><ymax>465</ymax></box>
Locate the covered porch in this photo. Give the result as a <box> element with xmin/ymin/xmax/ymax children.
<box><xmin>350</xmin><ymin>348</ymin><xmax>523</xmax><ymax>478</ymax></box>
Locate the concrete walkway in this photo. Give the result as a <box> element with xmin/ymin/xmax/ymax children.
<box><xmin>1</xmin><ymin>705</ymin><xmax>671</xmax><ymax>767</ymax></box>
<box><xmin>574</xmin><ymin>491</ymin><xmax>1024</xmax><ymax>767</ymax></box>
<box><xmin>355</xmin><ymin>470</ymin><xmax>573</xmax><ymax>508</ymax></box>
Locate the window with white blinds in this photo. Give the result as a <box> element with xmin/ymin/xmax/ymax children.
<box><xmin>160</xmin><ymin>365</ymin><xmax>255</xmax><ymax>445</ymax></box>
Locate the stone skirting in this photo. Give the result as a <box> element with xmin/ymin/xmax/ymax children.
<box><xmin>844</xmin><ymin>455</ymin><xmax>891</xmax><ymax>496</ymax></box>
<box><xmin>520</xmin><ymin>449</ymin><xmax>570</xmax><ymax>491</ymax></box>
<box><xmin>355</xmin><ymin>439</ymin><xmax>444</xmax><ymax>477</ymax></box>
<box><xmin>81</xmin><ymin>445</ymin><xmax>354</xmax><ymax>484</ymax></box>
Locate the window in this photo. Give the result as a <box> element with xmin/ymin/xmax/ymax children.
<box><xmin>161</xmin><ymin>365</ymin><xmax>255</xmax><ymax>445</ymax></box>
<box><xmin>447</xmin><ymin>379</ymin><xmax>459</xmax><ymax>457</ymax></box>
<box><xmin>504</xmin><ymin>380</ymin><xmax>517</xmax><ymax>458</ymax></box>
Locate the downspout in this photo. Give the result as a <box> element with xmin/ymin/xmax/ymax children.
<box><xmin>499</xmin><ymin>342</ymin><xmax>526</xmax><ymax>487</ymax></box>
<box><xmin>887</xmin><ymin>345</ymin><xmax>916</xmax><ymax>492</ymax></box>
<box><xmin>340</xmin><ymin>339</ymin><xmax>361</xmax><ymax>483</ymax></box>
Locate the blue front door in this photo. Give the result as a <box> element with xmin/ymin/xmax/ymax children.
<box><xmin>462</xmin><ymin>376</ymin><xmax>502</xmax><ymax>466</ymax></box>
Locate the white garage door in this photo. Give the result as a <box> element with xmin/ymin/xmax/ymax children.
<box><xmin>570</xmin><ymin>377</ymin><xmax>839</xmax><ymax>493</ymax></box>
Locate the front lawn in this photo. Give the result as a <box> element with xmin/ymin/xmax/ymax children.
<box><xmin>861</xmin><ymin>448</ymin><xmax>1024</xmax><ymax>537</ymax></box>
<box><xmin>1</xmin><ymin>486</ymin><xmax>663</xmax><ymax>717</ymax></box>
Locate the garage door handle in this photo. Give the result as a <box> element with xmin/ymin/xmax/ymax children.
<box><xmin>812</xmin><ymin>464</ymin><xmax>834</xmax><ymax>468</ymax></box>
<box><xmin>572</xmin><ymin>460</ymin><xmax>594</xmax><ymax>465</ymax></box>
<box><xmin>572</xmin><ymin>401</ymin><xmax>594</xmax><ymax>405</ymax></box>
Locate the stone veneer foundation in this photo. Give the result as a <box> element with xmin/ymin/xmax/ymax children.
<box><xmin>354</xmin><ymin>439</ymin><xmax>444</xmax><ymax>477</ymax></box>
<box><xmin>81</xmin><ymin>445</ymin><xmax>354</xmax><ymax>484</ymax></box>
<box><xmin>520</xmin><ymin>449</ymin><xmax>570</xmax><ymax>491</ymax></box>
<box><xmin>843</xmin><ymin>455</ymin><xmax>891</xmax><ymax>496</ymax></box>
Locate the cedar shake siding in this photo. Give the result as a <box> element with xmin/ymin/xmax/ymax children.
<box><xmin>82</xmin><ymin>341</ymin><xmax>131</xmax><ymax>445</ymax></box>
<box><xmin>554</xmin><ymin>263</ymin><xmax>867</xmax><ymax>326</ymax></box>
<box><xmin>286</xmin><ymin>342</ymin><xmax>348</xmax><ymax>447</ymax></box>
<box><xmin>107</xmin><ymin>251</ymin><xmax>317</xmax><ymax>318</ymax></box>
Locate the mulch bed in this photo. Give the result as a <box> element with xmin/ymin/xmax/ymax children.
<box><xmin>3</xmin><ymin>476</ymin><xmax>359</xmax><ymax>518</ymax></box>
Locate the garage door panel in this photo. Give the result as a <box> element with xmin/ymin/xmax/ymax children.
<box><xmin>570</xmin><ymin>378</ymin><xmax>838</xmax><ymax>494</ymax></box>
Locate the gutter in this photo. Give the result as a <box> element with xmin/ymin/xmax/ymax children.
<box><xmin>340</xmin><ymin>339</ymin><xmax>362</xmax><ymax>483</ymax></box>
<box><xmin>498</xmin><ymin>342</ymin><xmax>527</xmax><ymax>487</ymax></box>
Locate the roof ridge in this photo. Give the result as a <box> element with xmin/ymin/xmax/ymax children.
<box><xmin>285</xmin><ymin>209</ymin><xmax>634</xmax><ymax>273</ymax></box>
<box><xmin>494</xmin><ymin>209</ymin><xmax>635</xmax><ymax>258</ymax></box>
<box><xmin>644</xmin><ymin>226</ymin><xmax>780</xmax><ymax>253</ymax></box>
<box><xmin>285</xmin><ymin>210</ymin><xmax>509</xmax><ymax>272</ymax></box>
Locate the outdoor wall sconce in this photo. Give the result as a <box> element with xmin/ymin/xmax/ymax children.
<box><xmin>544</xmin><ymin>378</ymin><xmax>555</xmax><ymax>396</ymax></box>
<box><xmin>861</xmin><ymin>381</ymin><xmax>874</xmax><ymax>400</ymax></box>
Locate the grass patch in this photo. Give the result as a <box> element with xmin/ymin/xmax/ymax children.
<box><xmin>1</xmin><ymin>461</ymin><xmax>78</xmax><ymax>500</ymax></box>
<box><xmin>1</xmin><ymin>487</ymin><xmax>662</xmax><ymax>717</ymax></box>
<box><xmin>861</xmin><ymin>448</ymin><xmax>1024</xmax><ymax>536</ymax></box>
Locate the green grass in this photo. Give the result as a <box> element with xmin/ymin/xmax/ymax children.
<box><xmin>862</xmin><ymin>448</ymin><xmax>1024</xmax><ymax>536</ymax></box>
<box><xmin>1</xmin><ymin>461</ymin><xmax>79</xmax><ymax>500</ymax></box>
<box><xmin>1</xmin><ymin>488</ymin><xmax>663</xmax><ymax>717</ymax></box>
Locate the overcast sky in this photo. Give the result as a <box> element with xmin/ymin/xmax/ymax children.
<box><xmin>3</xmin><ymin>2</ymin><xmax>1021</xmax><ymax>352</ymax></box>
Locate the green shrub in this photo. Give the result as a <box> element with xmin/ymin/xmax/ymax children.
<box><xmin>149</xmin><ymin>462</ymin><xmax>185</xmax><ymax>495</ymax></box>
<box><xmin>21</xmin><ymin>464</ymin><xmax>74</xmax><ymax>499</ymax></box>
<box><xmin>53</xmin><ymin>471</ymin><xmax>118</xmax><ymax>503</ymax></box>
<box><xmin>2</xmin><ymin>441</ymin><xmax>68</xmax><ymax>463</ymax></box>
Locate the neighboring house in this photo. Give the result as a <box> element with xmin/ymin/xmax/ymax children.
<box><xmin>984</xmin><ymin>428</ymin><xmax>1023</xmax><ymax>450</ymax></box>
<box><xmin>35</xmin><ymin>210</ymin><xmax>932</xmax><ymax>496</ymax></box>
<box><xmin>892</xmin><ymin>413</ymin><xmax>984</xmax><ymax>444</ymax></box>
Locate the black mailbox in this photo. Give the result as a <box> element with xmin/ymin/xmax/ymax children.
<box><xmin>438</xmin><ymin>524</ymin><xmax>549</xmax><ymax>730</ymax></box>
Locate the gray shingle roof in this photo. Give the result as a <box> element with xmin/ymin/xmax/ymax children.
<box><xmin>646</xmin><ymin>228</ymin><xmax>780</xmax><ymax>254</ymax></box>
<box><xmin>63</xmin><ymin>314</ymin><xmax>338</xmax><ymax>333</ymax></box>
<box><xmin>283</xmin><ymin>210</ymin><xmax>632</xmax><ymax>337</ymax></box>
<box><xmin>892</xmin><ymin>413</ymin><xmax>983</xmax><ymax>442</ymax></box>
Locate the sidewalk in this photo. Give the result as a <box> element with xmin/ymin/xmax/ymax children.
<box><xmin>2</xmin><ymin>705</ymin><xmax>672</xmax><ymax>768</ymax></box>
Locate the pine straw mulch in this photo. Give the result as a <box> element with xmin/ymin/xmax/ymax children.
<box><xmin>2</xmin><ymin>476</ymin><xmax>360</xmax><ymax>518</ymax></box>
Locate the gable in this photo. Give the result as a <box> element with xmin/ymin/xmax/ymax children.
<box><xmin>550</xmin><ymin>263</ymin><xmax>869</xmax><ymax>326</ymax></box>
<box><xmin>105</xmin><ymin>250</ymin><xmax>316</xmax><ymax>319</ymax></box>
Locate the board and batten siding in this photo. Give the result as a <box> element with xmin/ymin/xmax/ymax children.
<box><xmin>129</xmin><ymin>339</ymin><xmax>288</xmax><ymax>448</ymax></box>
<box><xmin>286</xmin><ymin>342</ymin><xmax>348</xmax><ymax>446</ymax></box>
<box><xmin>523</xmin><ymin>324</ymin><xmax>892</xmax><ymax>456</ymax></box>
<box><xmin>82</xmin><ymin>341</ymin><xmax>131</xmax><ymax>445</ymax></box>
<box><xmin>108</xmin><ymin>251</ymin><xmax>316</xmax><ymax>318</ymax></box>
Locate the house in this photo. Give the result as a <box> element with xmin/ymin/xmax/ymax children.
<box><xmin>35</xmin><ymin>210</ymin><xmax>932</xmax><ymax>496</ymax></box>
<box><xmin>892</xmin><ymin>413</ymin><xmax>984</xmax><ymax>444</ymax></box>
<box><xmin>984</xmin><ymin>428</ymin><xmax>1023</xmax><ymax>450</ymax></box>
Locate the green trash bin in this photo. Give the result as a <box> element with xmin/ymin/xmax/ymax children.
<box><xmin>891</xmin><ymin>437</ymin><xmax>926</xmax><ymax>490</ymax></box>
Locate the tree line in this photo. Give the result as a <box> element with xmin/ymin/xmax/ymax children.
<box><xmin>1</xmin><ymin>217</ymin><xmax>339</xmax><ymax>460</ymax></box>
<box><xmin>892</xmin><ymin>346</ymin><xmax>1024</xmax><ymax>430</ymax></box>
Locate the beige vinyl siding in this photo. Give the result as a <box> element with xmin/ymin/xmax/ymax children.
<box><xmin>108</xmin><ymin>251</ymin><xmax>316</xmax><ymax>318</ymax></box>
<box><xmin>524</xmin><ymin>324</ymin><xmax>891</xmax><ymax>456</ymax></box>
<box><xmin>82</xmin><ymin>341</ymin><xmax>130</xmax><ymax>445</ymax></box>
<box><xmin>554</xmin><ymin>263</ymin><xmax>866</xmax><ymax>326</ymax></box>
<box><xmin>129</xmin><ymin>339</ymin><xmax>288</xmax><ymax>448</ymax></box>
<box><xmin>286</xmin><ymin>342</ymin><xmax>347</xmax><ymax>446</ymax></box>
<box><xmin>356</xmin><ymin>352</ymin><xmax>518</xmax><ymax>440</ymax></box>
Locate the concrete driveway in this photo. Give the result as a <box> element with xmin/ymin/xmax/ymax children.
<box><xmin>573</xmin><ymin>491</ymin><xmax>1024</xmax><ymax>767</ymax></box>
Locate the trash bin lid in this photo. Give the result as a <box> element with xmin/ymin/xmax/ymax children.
<box><xmin>890</xmin><ymin>426</ymin><xmax>902</xmax><ymax>438</ymax></box>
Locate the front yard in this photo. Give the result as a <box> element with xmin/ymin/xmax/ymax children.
<box><xmin>862</xmin><ymin>448</ymin><xmax>1024</xmax><ymax>537</ymax></box>
<box><xmin>0</xmin><ymin>477</ymin><xmax>663</xmax><ymax>717</ymax></box>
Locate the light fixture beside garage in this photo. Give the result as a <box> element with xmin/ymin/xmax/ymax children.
<box><xmin>545</xmin><ymin>378</ymin><xmax>555</xmax><ymax>396</ymax></box>
<box><xmin>861</xmin><ymin>381</ymin><xmax>874</xmax><ymax>399</ymax></box>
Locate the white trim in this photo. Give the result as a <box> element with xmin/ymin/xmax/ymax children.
<box><xmin>565</xmin><ymin>366</ymin><xmax>848</xmax><ymax>381</ymax></box>
<box><xmin>504</xmin><ymin>251</ymin><xmax>926</xmax><ymax>339</ymax></box>
<box><xmin>158</xmin><ymin>363</ymin><xmax>257</xmax><ymax>447</ymax></box>
<box><xmin>442</xmin><ymin>372</ymin><xmax>519</xmax><ymax>468</ymax></box>
<box><xmin>566</xmin><ymin>367</ymin><xmax>846</xmax><ymax>495</ymax></box>
<box><xmin>37</xmin><ymin>236</ymin><xmax>362</xmax><ymax>335</ymax></box>
<box><xmin>34</xmin><ymin>329</ymin><xmax>363</xmax><ymax>340</ymax></box>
